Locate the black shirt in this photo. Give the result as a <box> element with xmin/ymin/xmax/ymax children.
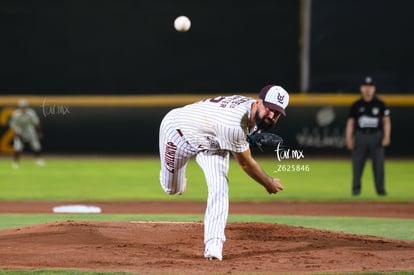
<box><xmin>348</xmin><ymin>96</ymin><xmax>390</xmax><ymax>131</ymax></box>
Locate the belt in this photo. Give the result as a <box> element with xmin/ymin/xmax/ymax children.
<box><xmin>357</xmin><ymin>128</ymin><xmax>381</xmax><ymax>134</ymax></box>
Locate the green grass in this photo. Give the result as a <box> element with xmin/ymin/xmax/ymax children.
<box><xmin>1</xmin><ymin>157</ymin><xmax>413</xmax><ymax>274</ymax></box>
<box><xmin>1</xmin><ymin>214</ymin><xmax>413</xmax><ymax>241</ymax></box>
<box><xmin>0</xmin><ymin>157</ymin><xmax>413</xmax><ymax>202</ymax></box>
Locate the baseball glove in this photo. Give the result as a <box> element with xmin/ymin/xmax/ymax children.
<box><xmin>247</xmin><ymin>132</ymin><xmax>284</xmax><ymax>152</ymax></box>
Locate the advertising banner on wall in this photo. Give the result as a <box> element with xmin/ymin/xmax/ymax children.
<box><xmin>0</xmin><ymin>105</ymin><xmax>411</xmax><ymax>156</ymax></box>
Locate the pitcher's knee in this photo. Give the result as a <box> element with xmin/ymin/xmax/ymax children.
<box><xmin>162</xmin><ymin>185</ymin><xmax>176</xmax><ymax>195</ymax></box>
<box><xmin>160</xmin><ymin>180</ymin><xmax>174</xmax><ymax>195</ymax></box>
<box><xmin>160</xmin><ymin>180</ymin><xmax>178</xmax><ymax>195</ymax></box>
<box><xmin>160</xmin><ymin>179</ymin><xmax>186</xmax><ymax>195</ymax></box>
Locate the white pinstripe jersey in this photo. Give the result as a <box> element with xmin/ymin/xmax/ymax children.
<box><xmin>173</xmin><ymin>95</ymin><xmax>256</xmax><ymax>153</ymax></box>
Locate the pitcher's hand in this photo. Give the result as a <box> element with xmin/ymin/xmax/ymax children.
<box><xmin>265</xmin><ymin>178</ymin><xmax>284</xmax><ymax>194</ymax></box>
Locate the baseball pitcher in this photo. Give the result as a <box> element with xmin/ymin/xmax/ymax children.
<box><xmin>159</xmin><ymin>85</ymin><xmax>289</xmax><ymax>260</ymax></box>
<box><xmin>9</xmin><ymin>99</ymin><xmax>45</xmax><ymax>168</ymax></box>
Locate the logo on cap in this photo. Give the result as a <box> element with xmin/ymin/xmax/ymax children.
<box><xmin>277</xmin><ymin>93</ymin><xmax>285</xmax><ymax>104</ymax></box>
<box><xmin>362</xmin><ymin>76</ymin><xmax>375</xmax><ymax>86</ymax></box>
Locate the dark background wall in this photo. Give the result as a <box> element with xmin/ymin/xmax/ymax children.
<box><xmin>1</xmin><ymin>104</ymin><xmax>412</xmax><ymax>156</ymax></box>
<box><xmin>1</xmin><ymin>1</ymin><xmax>413</xmax><ymax>94</ymax></box>
<box><xmin>310</xmin><ymin>0</ymin><xmax>414</xmax><ymax>93</ymax></box>
<box><xmin>0</xmin><ymin>0</ymin><xmax>300</xmax><ymax>95</ymax></box>
<box><xmin>1</xmin><ymin>1</ymin><xmax>413</xmax><ymax>156</ymax></box>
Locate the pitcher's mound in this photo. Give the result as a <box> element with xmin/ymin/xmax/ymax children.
<box><xmin>1</xmin><ymin>221</ymin><xmax>413</xmax><ymax>274</ymax></box>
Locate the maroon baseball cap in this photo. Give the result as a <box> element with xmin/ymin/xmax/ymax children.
<box><xmin>259</xmin><ymin>85</ymin><xmax>290</xmax><ymax>116</ymax></box>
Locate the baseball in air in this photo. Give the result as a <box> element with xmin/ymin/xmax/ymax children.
<box><xmin>174</xmin><ymin>16</ymin><xmax>191</xmax><ymax>32</ymax></box>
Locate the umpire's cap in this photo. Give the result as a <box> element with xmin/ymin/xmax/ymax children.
<box><xmin>362</xmin><ymin>76</ymin><xmax>375</xmax><ymax>86</ymax></box>
<box><xmin>259</xmin><ymin>85</ymin><xmax>290</xmax><ymax>116</ymax></box>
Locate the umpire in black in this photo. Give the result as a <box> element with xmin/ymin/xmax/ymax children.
<box><xmin>345</xmin><ymin>77</ymin><xmax>391</xmax><ymax>196</ymax></box>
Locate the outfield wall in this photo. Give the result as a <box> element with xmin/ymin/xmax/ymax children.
<box><xmin>0</xmin><ymin>94</ymin><xmax>413</xmax><ymax>156</ymax></box>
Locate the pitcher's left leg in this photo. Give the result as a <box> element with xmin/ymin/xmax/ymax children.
<box><xmin>159</xmin><ymin>111</ymin><xmax>197</xmax><ymax>195</ymax></box>
<box><xmin>195</xmin><ymin>150</ymin><xmax>229</xmax><ymax>260</ymax></box>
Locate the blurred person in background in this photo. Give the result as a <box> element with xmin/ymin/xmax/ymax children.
<box><xmin>9</xmin><ymin>99</ymin><xmax>45</xmax><ymax>168</ymax></box>
<box><xmin>346</xmin><ymin>77</ymin><xmax>391</xmax><ymax>196</ymax></box>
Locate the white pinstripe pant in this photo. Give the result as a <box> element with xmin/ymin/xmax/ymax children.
<box><xmin>159</xmin><ymin>109</ymin><xmax>230</xmax><ymax>247</ymax></box>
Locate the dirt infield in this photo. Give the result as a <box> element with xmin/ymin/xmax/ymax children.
<box><xmin>1</xmin><ymin>221</ymin><xmax>414</xmax><ymax>274</ymax></box>
<box><xmin>1</xmin><ymin>202</ymin><xmax>414</xmax><ymax>274</ymax></box>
